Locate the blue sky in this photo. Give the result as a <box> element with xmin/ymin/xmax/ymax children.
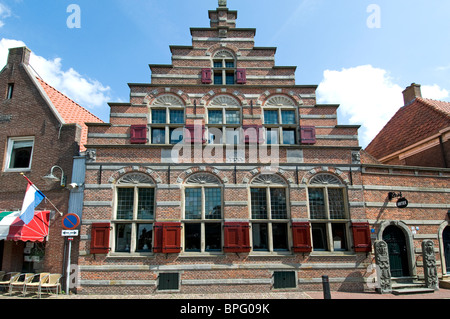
<box><xmin>1</xmin><ymin>0</ymin><xmax>449</xmax><ymax>147</ymax></box>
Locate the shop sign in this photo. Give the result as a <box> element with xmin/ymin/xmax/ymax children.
<box><xmin>396</xmin><ymin>197</ymin><xmax>409</xmax><ymax>209</ymax></box>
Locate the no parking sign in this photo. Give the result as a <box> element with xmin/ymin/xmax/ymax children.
<box><xmin>61</xmin><ymin>213</ymin><xmax>80</xmax><ymax>236</ymax></box>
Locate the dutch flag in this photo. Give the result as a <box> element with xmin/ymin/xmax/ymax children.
<box><xmin>20</xmin><ymin>180</ymin><xmax>45</xmax><ymax>225</ymax></box>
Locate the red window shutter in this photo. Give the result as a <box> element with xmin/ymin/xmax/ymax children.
<box><xmin>153</xmin><ymin>223</ymin><xmax>164</xmax><ymax>253</ymax></box>
<box><xmin>130</xmin><ymin>125</ymin><xmax>148</xmax><ymax>144</ymax></box>
<box><xmin>300</xmin><ymin>126</ymin><xmax>316</xmax><ymax>144</ymax></box>
<box><xmin>201</xmin><ymin>68</ymin><xmax>212</xmax><ymax>84</ymax></box>
<box><xmin>243</xmin><ymin>125</ymin><xmax>264</xmax><ymax>144</ymax></box>
<box><xmin>90</xmin><ymin>223</ymin><xmax>111</xmax><ymax>254</ymax></box>
<box><xmin>352</xmin><ymin>222</ymin><xmax>372</xmax><ymax>252</ymax></box>
<box><xmin>185</xmin><ymin>124</ymin><xmax>206</xmax><ymax>144</ymax></box>
<box><xmin>224</xmin><ymin>222</ymin><xmax>251</xmax><ymax>253</ymax></box>
<box><xmin>162</xmin><ymin>222</ymin><xmax>182</xmax><ymax>253</ymax></box>
<box><xmin>236</xmin><ymin>69</ymin><xmax>247</xmax><ymax>84</ymax></box>
<box><xmin>154</xmin><ymin>222</ymin><xmax>182</xmax><ymax>253</ymax></box>
<box><xmin>292</xmin><ymin>222</ymin><xmax>312</xmax><ymax>253</ymax></box>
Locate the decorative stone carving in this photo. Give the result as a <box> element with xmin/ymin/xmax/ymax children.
<box><xmin>218</xmin><ymin>0</ymin><xmax>227</xmax><ymax>7</ymax></box>
<box><xmin>374</xmin><ymin>240</ymin><xmax>392</xmax><ymax>294</ymax></box>
<box><xmin>118</xmin><ymin>173</ymin><xmax>154</xmax><ymax>185</ymax></box>
<box><xmin>152</xmin><ymin>94</ymin><xmax>184</xmax><ymax>106</ymax></box>
<box><xmin>86</xmin><ymin>149</ymin><xmax>96</xmax><ymax>162</ymax></box>
<box><xmin>422</xmin><ymin>240</ymin><xmax>439</xmax><ymax>290</ymax></box>
<box><xmin>265</xmin><ymin>95</ymin><xmax>296</xmax><ymax>107</ymax></box>
<box><xmin>209</xmin><ymin>95</ymin><xmax>240</xmax><ymax>107</ymax></box>
<box><xmin>186</xmin><ymin>173</ymin><xmax>221</xmax><ymax>185</ymax></box>
<box><xmin>309</xmin><ymin>173</ymin><xmax>342</xmax><ymax>185</ymax></box>
<box><xmin>352</xmin><ymin>151</ymin><xmax>361</xmax><ymax>164</ymax></box>
<box><xmin>251</xmin><ymin>174</ymin><xmax>286</xmax><ymax>186</ymax></box>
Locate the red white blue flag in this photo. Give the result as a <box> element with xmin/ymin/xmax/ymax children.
<box><xmin>20</xmin><ymin>178</ymin><xmax>45</xmax><ymax>225</ymax></box>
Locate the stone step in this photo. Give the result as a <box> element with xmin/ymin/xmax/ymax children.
<box><xmin>392</xmin><ymin>287</ymin><xmax>435</xmax><ymax>295</ymax></box>
<box><xmin>439</xmin><ymin>279</ymin><xmax>450</xmax><ymax>289</ymax></box>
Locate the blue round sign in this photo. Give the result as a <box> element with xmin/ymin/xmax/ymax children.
<box><xmin>62</xmin><ymin>213</ymin><xmax>80</xmax><ymax>230</ymax></box>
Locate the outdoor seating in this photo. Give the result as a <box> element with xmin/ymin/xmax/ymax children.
<box><xmin>38</xmin><ymin>273</ymin><xmax>62</xmax><ymax>298</ymax></box>
<box><xmin>0</xmin><ymin>272</ymin><xmax>19</xmax><ymax>292</ymax></box>
<box><xmin>23</xmin><ymin>272</ymin><xmax>50</xmax><ymax>297</ymax></box>
<box><xmin>8</xmin><ymin>273</ymin><xmax>34</xmax><ymax>295</ymax></box>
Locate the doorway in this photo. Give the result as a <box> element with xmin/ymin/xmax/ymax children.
<box><xmin>444</xmin><ymin>226</ymin><xmax>450</xmax><ymax>274</ymax></box>
<box><xmin>383</xmin><ymin>226</ymin><xmax>410</xmax><ymax>277</ymax></box>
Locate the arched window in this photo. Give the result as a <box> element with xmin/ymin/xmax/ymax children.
<box><xmin>207</xmin><ymin>95</ymin><xmax>241</xmax><ymax>145</ymax></box>
<box><xmin>149</xmin><ymin>94</ymin><xmax>185</xmax><ymax>145</ymax></box>
<box><xmin>212</xmin><ymin>50</ymin><xmax>236</xmax><ymax>85</ymax></box>
<box><xmin>113</xmin><ymin>173</ymin><xmax>156</xmax><ymax>253</ymax></box>
<box><xmin>183</xmin><ymin>173</ymin><xmax>223</xmax><ymax>253</ymax></box>
<box><xmin>250</xmin><ymin>174</ymin><xmax>290</xmax><ymax>252</ymax></box>
<box><xmin>307</xmin><ymin>173</ymin><xmax>349</xmax><ymax>252</ymax></box>
<box><xmin>263</xmin><ymin>95</ymin><xmax>298</xmax><ymax>145</ymax></box>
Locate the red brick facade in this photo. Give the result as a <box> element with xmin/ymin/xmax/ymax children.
<box><xmin>76</xmin><ymin>2</ymin><xmax>449</xmax><ymax>295</ymax></box>
<box><xmin>0</xmin><ymin>47</ymin><xmax>102</xmax><ymax>276</ymax></box>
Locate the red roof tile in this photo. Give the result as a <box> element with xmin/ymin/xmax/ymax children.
<box><xmin>36</xmin><ymin>77</ymin><xmax>103</xmax><ymax>152</ymax></box>
<box><xmin>365</xmin><ymin>97</ymin><xmax>450</xmax><ymax>159</ymax></box>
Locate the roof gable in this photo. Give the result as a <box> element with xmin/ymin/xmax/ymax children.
<box><xmin>365</xmin><ymin>97</ymin><xmax>450</xmax><ymax>159</ymax></box>
<box><xmin>35</xmin><ymin>77</ymin><xmax>103</xmax><ymax>152</ymax></box>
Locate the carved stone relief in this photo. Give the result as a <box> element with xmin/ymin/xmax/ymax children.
<box><xmin>374</xmin><ymin>240</ymin><xmax>392</xmax><ymax>293</ymax></box>
<box><xmin>422</xmin><ymin>240</ymin><xmax>439</xmax><ymax>290</ymax></box>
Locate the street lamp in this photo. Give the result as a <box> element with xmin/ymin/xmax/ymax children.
<box><xmin>43</xmin><ymin>165</ymin><xmax>67</xmax><ymax>187</ymax></box>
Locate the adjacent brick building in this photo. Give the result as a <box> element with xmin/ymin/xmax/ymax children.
<box><xmin>75</xmin><ymin>1</ymin><xmax>450</xmax><ymax>295</ymax></box>
<box><xmin>365</xmin><ymin>83</ymin><xmax>450</xmax><ymax>168</ymax></box>
<box><xmin>0</xmin><ymin>47</ymin><xmax>102</xmax><ymax>276</ymax></box>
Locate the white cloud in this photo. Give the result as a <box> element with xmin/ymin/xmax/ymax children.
<box><xmin>316</xmin><ymin>65</ymin><xmax>450</xmax><ymax>148</ymax></box>
<box><xmin>316</xmin><ymin>65</ymin><xmax>404</xmax><ymax>148</ymax></box>
<box><xmin>0</xmin><ymin>3</ymin><xmax>11</xmax><ymax>27</ymax></box>
<box><xmin>0</xmin><ymin>38</ymin><xmax>111</xmax><ymax>110</ymax></box>
<box><xmin>422</xmin><ymin>84</ymin><xmax>449</xmax><ymax>101</ymax></box>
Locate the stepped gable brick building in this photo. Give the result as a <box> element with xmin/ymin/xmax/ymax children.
<box><xmin>365</xmin><ymin>83</ymin><xmax>450</xmax><ymax>168</ymax></box>
<box><xmin>0</xmin><ymin>46</ymin><xmax>102</xmax><ymax>275</ymax></box>
<box><xmin>79</xmin><ymin>1</ymin><xmax>450</xmax><ymax>294</ymax></box>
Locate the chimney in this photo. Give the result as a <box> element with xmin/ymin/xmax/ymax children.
<box><xmin>7</xmin><ymin>46</ymin><xmax>31</xmax><ymax>66</ymax></box>
<box><xmin>402</xmin><ymin>83</ymin><xmax>422</xmax><ymax>106</ymax></box>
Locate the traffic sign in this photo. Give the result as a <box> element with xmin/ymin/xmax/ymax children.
<box><xmin>62</xmin><ymin>213</ymin><xmax>81</xmax><ymax>230</ymax></box>
<box><xmin>62</xmin><ymin>229</ymin><xmax>79</xmax><ymax>237</ymax></box>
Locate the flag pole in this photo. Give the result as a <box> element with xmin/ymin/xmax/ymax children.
<box><xmin>20</xmin><ymin>173</ymin><xmax>64</xmax><ymax>216</ymax></box>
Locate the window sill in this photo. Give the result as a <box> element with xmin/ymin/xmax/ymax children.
<box><xmin>107</xmin><ymin>252</ymin><xmax>156</xmax><ymax>258</ymax></box>
<box><xmin>179</xmin><ymin>252</ymin><xmax>225</xmax><ymax>258</ymax></box>
<box><xmin>248</xmin><ymin>251</ymin><xmax>293</xmax><ymax>257</ymax></box>
<box><xmin>310</xmin><ymin>251</ymin><xmax>355</xmax><ymax>257</ymax></box>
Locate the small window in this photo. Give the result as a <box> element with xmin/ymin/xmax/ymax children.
<box><xmin>273</xmin><ymin>271</ymin><xmax>296</xmax><ymax>289</ymax></box>
<box><xmin>5</xmin><ymin>137</ymin><xmax>34</xmax><ymax>171</ymax></box>
<box><xmin>158</xmin><ymin>273</ymin><xmax>180</xmax><ymax>291</ymax></box>
<box><xmin>152</xmin><ymin>109</ymin><xmax>166</xmax><ymax>124</ymax></box>
<box><xmin>264</xmin><ymin>110</ymin><xmax>279</xmax><ymax>124</ymax></box>
<box><xmin>151</xmin><ymin>128</ymin><xmax>165</xmax><ymax>144</ymax></box>
<box><xmin>6</xmin><ymin>84</ymin><xmax>14</xmax><ymax>99</ymax></box>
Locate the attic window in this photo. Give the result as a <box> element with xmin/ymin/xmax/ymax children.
<box><xmin>6</xmin><ymin>83</ymin><xmax>14</xmax><ymax>99</ymax></box>
<box><xmin>212</xmin><ymin>50</ymin><xmax>236</xmax><ymax>85</ymax></box>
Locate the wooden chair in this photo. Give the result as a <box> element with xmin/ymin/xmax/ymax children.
<box><xmin>23</xmin><ymin>273</ymin><xmax>50</xmax><ymax>296</ymax></box>
<box><xmin>38</xmin><ymin>274</ymin><xmax>62</xmax><ymax>298</ymax></box>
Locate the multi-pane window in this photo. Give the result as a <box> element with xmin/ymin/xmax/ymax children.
<box><xmin>250</xmin><ymin>174</ymin><xmax>290</xmax><ymax>252</ymax></box>
<box><xmin>308</xmin><ymin>174</ymin><xmax>349</xmax><ymax>252</ymax></box>
<box><xmin>212</xmin><ymin>51</ymin><xmax>235</xmax><ymax>85</ymax></box>
<box><xmin>184</xmin><ymin>174</ymin><xmax>223</xmax><ymax>253</ymax></box>
<box><xmin>263</xmin><ymin>108</ymin><xmax>298</xmax><ymax>145</ymax></box>
<box><xmin>114</xmin><ymin>174</ymin><xmax>155</xmax><ymax>253</ymax></box>
<box><xmin>4</xmin><ymin>137</ymin><xmax>34</xmax><ymax>171</ymax></box>
<box><xmin>149</xmin><ymin>95</ymin><xmax>185</xmax><ymax>144</ymax></box>
<box><xmin>207</xmin><ymin>108</ymin><xmax>241</xmax><ymax>145</ymax></box>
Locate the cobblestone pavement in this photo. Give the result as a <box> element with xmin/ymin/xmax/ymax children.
<box><xmin>1</xmin><ymin>289</ymin><xmax>450</xmax><ymax>300</ymax></box>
